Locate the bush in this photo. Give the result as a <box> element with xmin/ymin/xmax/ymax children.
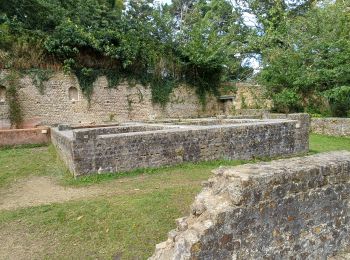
<box><xmin>323</xmin><ymin>86</ymin><xmax>350</xmax><ymax>117</ymax></box>
<box><xmin>272</xmin><ymin>89</ymin><xmax>303</xmax><ymax>114</ymax></box>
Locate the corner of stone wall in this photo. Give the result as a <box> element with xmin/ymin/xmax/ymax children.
<box><xmin>150</xmin><ymin>151</ymin><xmax>350</xmax><ymax>259</ymax></box>
<box><xmin>265</xmin><ymin>113</ymin><xmax>310</xmax><ymax>154</ymax></box>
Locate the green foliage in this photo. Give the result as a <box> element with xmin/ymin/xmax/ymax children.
<box><xmin>176</xmin><ymin>0</ymin><xmax>248</xmax><ymax>105</ymax></box>
<box><xmin>74</xmin><ymin>68</ymin><xmax>122</xmax><ymax>101</ymax></box>
<box><xmin>151</xmin><ymin>77</ymin><xmax>176</xmax><ymax>106</ymax></box>
<box><xmin>241</xmin><ymin>95</ymin><xmax>248</xmax><ymax>109</ymax></box>
<box><xmin>5</xmin><ymin>72</ymin><xmax>23</xmax><ymax>128</ymax></box>
<box><xmin>0</xmin><ymin>0</ymin><xmax>251</xmax><ymax>105</ymax></box>
<box><xmin>272</xmin><ymin>88</ymin><xmax>302</xmax><ymax>113</ymax></box>
<box><xmin>74</xmin><ymin>68</ymin><xmax>100</xmax><ymax>102</ymax></box>
<box><xmin>105</xmin><ymin>70</ymin><xmax>121</xmax><ymax>89</ymax></box>
<box><xmin>257</xmin><ymin>1</ymin><xmax>350</xmax><ymax>116</ymax></box>
<box><xmin>323</xmin><ymin>86</ymin><xmax>350</xmax><ymax>117</ymax></box>
<box><xmin>29</xmin><ymin>69</ymin><xmax>53</xmax><ymax>94</ymax></box>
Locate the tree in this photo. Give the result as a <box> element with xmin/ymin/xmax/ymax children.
<box><xmin>258</xmin><ymin>1</ymin><xmax>350</xmax><ymax>116</ymax></box>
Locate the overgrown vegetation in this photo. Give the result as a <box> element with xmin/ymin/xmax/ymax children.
<box><xmin>5</xmin><ymin>71</ymin><xmax>23</xmax><ymax>128</ymax></box>
<box><xmin>0</xmin><ymin>0</ymin><xmax>252</xmax><ymax>104</ymax></box>
<box><xmin>0</xmin><ymin>0</ymin><xmax>349</xmax><ymax>113</ymax></box>
<box><xmin>254</xmin><ymin>0</ymin><xmax>350</xmax><ymax>116</ymax></box>
<box><xmin>29</xmin><ymin>68</ymin><xmax>53</xmax><ymax>94</ymax></box>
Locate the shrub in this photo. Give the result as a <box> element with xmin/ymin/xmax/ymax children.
<box><xmin>272</xmin><ymin>89</ymin><xmax>303</xmax><ymax>114</ymax></box>
<box><xmin>323</xmin><ymin>86</ymin><xmax>350</xmax><ymax>117</ymax></box>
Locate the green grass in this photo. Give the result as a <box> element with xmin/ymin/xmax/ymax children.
<box><xmin>0</xmin><ymin>187</ymin><xmax>198</xmax><ymax>259</ymax></box>
<box><xmin>309</xmin><ymin>134</ymin><xmax>350</xmax><ymax>153</ymax></box>
<box><xmin>64</xmin><ymin>159</ymin><xmax>247</xmax><ymax>187</ymax></box>
<box><xmin>0</xmin><ymin>145</ymin><xmax>69</xmax><ymax>188</ymax></box>
<box><xmin>0</xmin><ymin>133</ymin><xmax>349</xmax><ymax>259</ymax></box>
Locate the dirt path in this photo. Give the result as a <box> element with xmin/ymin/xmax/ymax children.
<box><xmin>0</xmin><ymin>176</ymin><xmax>115</xmax><ymax>211</ymax></box>
<box><xmin>0</xmin><ymin>173</ymin><xmax>203</xmax><ymax>211</ymax></box>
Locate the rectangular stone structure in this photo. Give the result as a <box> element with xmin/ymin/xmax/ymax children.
<box><xmin>51</xmin><ymin>114</ymin><xmax>309</xmax><ymax>177</ymax></box>
<box><xmin>311</xmin><ymin>117</ymin><xmax>350</xmax><ymax>137</ymax></box>
<box><xmin>150</xmin><ymin>151</ymin><xmax>350</xmax><ymax>259</ymax></box>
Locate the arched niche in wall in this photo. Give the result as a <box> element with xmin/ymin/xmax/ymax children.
<box><xmin>0</xmin><ymin>86</ymin><xmax>6</xmax><ymax>103</ymax></box>
<box><xmin>68</xmin><ymin>86</ymin><xmax>79</xmax><ymax>102</ymax></box>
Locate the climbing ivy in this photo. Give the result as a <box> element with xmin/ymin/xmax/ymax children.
<box><xmin>74</xmin><ymin>67</ymin><xmax>100</xmax><ymax>102</ymax></box>
<box><xmin>151</xmin><ymin>77</ymin><xmax>177</xmax><ymax>106</ymax></box>
<box><xmin>6</xmin><ymin>71</ymin><xmax>23</xmax><ymax>128</ymax></box>
<box><xmin>29</xmin><ymin>68</ymin><xmax>53</xmax><ymax>94</ymax></box>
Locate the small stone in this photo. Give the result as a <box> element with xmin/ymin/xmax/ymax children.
<box><xmin>176</xmin><ymin>217</ymin><xmax>188</xmax><ymax>231</ymax></box>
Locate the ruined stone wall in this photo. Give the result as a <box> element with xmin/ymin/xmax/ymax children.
<box><xmin>265</xmin><ymin>113</ymin><xmax>310</xmax><ymax>155</ymax></box>
<box><xmin>0</xmin><ymin>85</ymin><xmax>9</xmax><ymax>129</ymax></box>
<box><xmin>311</xmin><ymin>117</ymin><xmax>350</xmax><ymax>137</ymax></box>
<box><xmin>51</xmin><ymin>128</ymin><xmax>75</xmax><ymax>173</ymax></box>
<box><xmin>233</xmin><ymin>82</ymin><xmax>272</xmax><ymax>110</ymax></box>
<box><xmin>52</xmin><ymin>115</ymin><xmax>309</xmax><ymax>177</ymax></box>
<box><xmin>0</xmin><ymin>71</ymin><xmax>220</xmax><ymax>127</ymax></box>
<box><xmin>150</xmin><ymin>151</ymin><xmax>350</xmax><ymax>259</ymax></box>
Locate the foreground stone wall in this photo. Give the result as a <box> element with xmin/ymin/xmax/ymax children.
<box><xmin>51</xmin><ymin>114</ymin><xmax>309</xmax><ymax>177</ymax></box>
<box><xmin>0</xmin><ymin>71</ymin><xmax>220</xmax><ymax>127</ymax></box>
<box><xmin>150</xmin><ymin>151</ymin><xmax>350</xmax><ymax>259</ymax></box>
<box><xmin>311</xmin><ymin>117</ymin><xmax>350</xmax><ymax>137</ymax></box>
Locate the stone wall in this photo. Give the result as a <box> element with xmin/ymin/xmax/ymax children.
<box><xmin>0</xmin><ymin>71</ymin><xmax>274</xmax><ymax>128</ymax></box>
<box><xmin>311</xmin><ymin>117</ymin><xmax>350</xmax><ymax>137</ymax></box>
<box><xmin>51</xmin><ymin>114</ymin><xmax>309</xmax><ymax>177</ymax></box>
<box><xmin>0</xmin><ymin>84</ymin><xmax>9</xmax><ymax>129</ymax></box>
<box><xmin>0</xmin><ymin>71</ymin><xmax>220</xmax><ymax>127</ymax></box>
<box><xmin>233</xmin><ymin>82</ymin><xmax>272</xmax><ymax>110</ymax></box>
<box><xmin>150</xmin><ymin>151</ymin><xmax>350</xmax><ymax>259</ymax></box>
<box><xmin>0</xmin><ymin>127</ymin><xmax>50</xmax><ymax>147</ymax></box>
<box><xmin>264</xmin><ymin>113</ymin><xmax>310</xmax><ymax>155</ymax></box>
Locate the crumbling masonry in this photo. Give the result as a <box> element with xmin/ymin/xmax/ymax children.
<box><xmin>150</xmin><ymin>151</ymin><xmax>350</xmax><ymax>259</ymax></box>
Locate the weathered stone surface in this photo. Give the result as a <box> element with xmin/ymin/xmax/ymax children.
<box><xmin>0</xmin><ymin>71</ymin><xmax>220</xmax><ymax>126</ymax></box>
<box><xmin>264</xmin><ymin>113</ymin><xmax>310</xmax><ymax>154</ymax></box>
<box><xmin>311</xmin><ymin>118</ymin><xmax>350</xmax><ymax>137</ymax></box>
<box><xmin>0</xmin><ymin>70</ymin><xmax>272</xmax><ymax>127</ymax></box>
<box><xmin>0</xmin><ymin>127</ymin><xmax>50</xmax><ymax>147</ymax></box>
<box><xmin>51</xmin><ymin>114</ymin><xmax>309</xmax><ymax>177</ymax></box>
<box><xmin>149</xmin><ymin>151</ymin><xmax>350</xmax><ymax>260</ymax></box>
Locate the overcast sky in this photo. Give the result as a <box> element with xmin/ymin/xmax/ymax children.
<box><xmin>157</xmin><ymin>0</ymin><xmax>172</xmax><ymax>4</ymax></box>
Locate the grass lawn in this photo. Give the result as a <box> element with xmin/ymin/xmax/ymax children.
<box><xmin>309</xmin><ymin>133</ymin><xmax>350</xmax><ymax>153</ymax></box>
<box><xmin>0</xmin><ymin>133</ymin><xmax>349</xmax><ymax>259</ymax></box>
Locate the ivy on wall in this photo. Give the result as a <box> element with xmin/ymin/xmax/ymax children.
<box><xmin>29</xmin><ymin>69</ymin><xmax>53</xmax><ymax>94</ymax></box>
<box><xmin>5</xmin><ymin>71</ymin><xmax>23</xmax><ymax>128</ymax></box>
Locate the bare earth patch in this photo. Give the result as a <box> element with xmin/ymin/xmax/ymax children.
<box><xmin>0</xmin><ymin>174</ymin><xmax>163</xmax><ymax>211</ymax></box>
<box><xmin>0</xmin><ymin>176</ymin><xmax>110</xmax><ymax>210</ymax></box>
<box><xmin>0</xmin><ymin>173</ymin><xmax>203</xmax><ymax>211</ymax></box>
